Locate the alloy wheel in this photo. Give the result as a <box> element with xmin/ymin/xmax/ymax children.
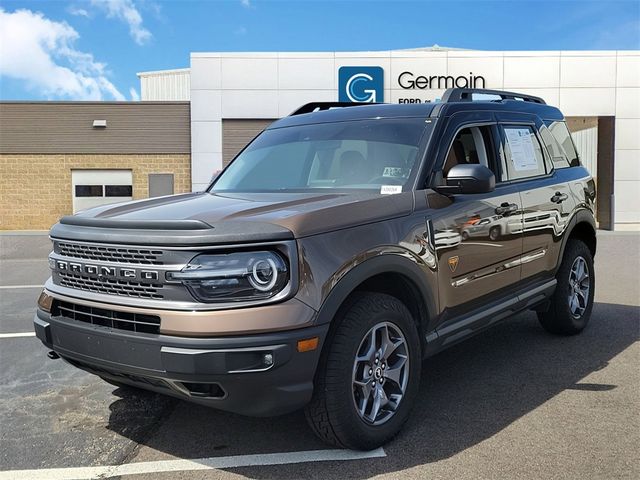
<box><xmin>352</xmin><ymin>321</ymin><xmax>409</xmax><ymax>426</ymax></box>
<box><xmin>568</xmin><ymin>256</ymin><xmax>590</xmax><ymax>318</ymax></box>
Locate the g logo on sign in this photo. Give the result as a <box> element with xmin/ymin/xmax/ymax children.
<box><xmin>338</xmin><ymin>66</ymin><xmax>384</xmax><ymax>103</ymax></box>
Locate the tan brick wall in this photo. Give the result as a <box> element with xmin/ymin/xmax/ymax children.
<box><xmin>0</xmin><ymin>154</ymin><xmax>191</xmax><ymax>230</ymax></box>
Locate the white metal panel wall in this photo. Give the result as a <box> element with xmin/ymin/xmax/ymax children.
<box><xmin>139</xmin><ymin>69</ymin><xmax>191</xmax><ymax>101</ymax></box>
<box><xmin>571</xmin><ymin>127</ymin><xmax>598</xmax><ymax>178</ymax></box>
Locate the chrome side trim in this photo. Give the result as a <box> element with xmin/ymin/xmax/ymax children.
<box><xmin>452</xmin><ymin>249</ymin><xmax>547</xmax><ymax>288</ymax></box>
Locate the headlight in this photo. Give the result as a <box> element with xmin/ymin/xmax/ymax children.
<box><xmin>168</xmin><ymin>251</ymin><xmax>288</xmax><ymax>303</ymax></box>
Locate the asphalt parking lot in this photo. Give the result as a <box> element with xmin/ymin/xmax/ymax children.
<box><xmin>0</xmin><ymin>232</ymin><xmax>638</xmax><ymax>480</ymax></box>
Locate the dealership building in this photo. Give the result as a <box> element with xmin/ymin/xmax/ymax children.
<box><xmin>1</xmin><ymin>46</ymin><xmax>638</xmax><ymax>230</ymax></box>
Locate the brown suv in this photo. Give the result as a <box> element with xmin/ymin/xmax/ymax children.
<box><xmin>35</xmin><ymin>88</ymin><xmax>597</xmax><ymax>449</ymax></box>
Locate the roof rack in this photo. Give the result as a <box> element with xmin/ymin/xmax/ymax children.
<box><xmin>290</xmin><ymin>102</ymin><xmax>379</xmax><ymax>116</ymax></box>
<box><xmin>440</xmin><ymin>88</ymin><xmax>546</xmax><ymax>105</ymax></box>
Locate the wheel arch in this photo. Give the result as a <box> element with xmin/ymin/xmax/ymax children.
<box><xmin>314</xmin><ymin>254</ymin><xmax>436</xmax><ymax>354</ymax></box>
<box><xmin>555</xmin><ymin>209</ymin><xmax>597</xmax><ymax>274</ymax></box>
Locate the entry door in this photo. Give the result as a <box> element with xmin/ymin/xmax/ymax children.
<box><xmin>427</xmin><ymin>116</ymin><xmax>523</xmax><ymax>319</ymax></box>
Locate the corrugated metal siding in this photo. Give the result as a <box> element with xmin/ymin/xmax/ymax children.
<box><xmin>139</xmin><ymin>69</ymin><xmax>190</xmax><ymax>101</ymax></box>
<box><xmin>572</xmin><ymin>127</ymin><xmax>598</xmax><ymax>177</ymax></box>
<box><xmin>222</xmin><ymin>120</ymin><xmax>275</xmax><ymax>166</ymax></box>
<box><xmin>0</xmin><ymin>102</ymin><xmax>190</xmax><ymax>154</ymax></box>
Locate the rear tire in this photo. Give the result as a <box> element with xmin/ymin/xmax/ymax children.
<box><xmin>538</xmin><ymin>239</ymin><xmax>595</xmax><ymax>335</ymax></box>
<box><xmin>304</xmin><ymin>292</ymin><xmax>421</xmax><ymax>450</ymax></box>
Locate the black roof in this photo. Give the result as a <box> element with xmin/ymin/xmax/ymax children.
<box><xmin>269</xmin><ymin>88</ymin><xmax>564</xmax><ymax>130</ymax></box>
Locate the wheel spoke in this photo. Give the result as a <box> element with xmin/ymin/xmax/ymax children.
<box><xmin>380</xmin><ymin>325</ymin><xmax>404</xmax><ymax>361</ymax></box>
<box><xmin>377</xmin><ymin>325</ymin><xmax>390</xmax><ymax>359</ymax></box>
<box><xmin>569</xmin><ymin>295</ymin><xmax>579</xmax><ymax>314</ymax></box>
<box><xmin>354</xmin><ymin>380</ymin><xmax>374</xmax><ymax>416</ymax></box>
<box><xmin>384</xmin><ymin>355</ymin><xmax>407</xmax><ymax>387</ymax></box>
<box><xmin>368</xmin><ymin>387</ymin><xmax>386</xmax><ymax>422</ymax></box>
<box><xmin>356</xmin><ymin>329</ymin><xmax>376</xmax><ymax>363</ymax></box>
<box><xmin>579</xmin><ymin>270</ymin><xmax>589</xmax><ymax>283</ymax></box>
<box><xmin>575</xmin><ymin>260</ymin><xmax>584</xmax><ymax>282</ymax></box>
<box><xmin>576</xmin><ymin>289</ymin><xmax>587</xmax><ymax>304</ymax></box>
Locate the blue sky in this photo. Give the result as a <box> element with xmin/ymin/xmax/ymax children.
<box><xmin>1</xmin><ymin>0</ymin><xmax>638</xmax><ymax>101</ymax></box>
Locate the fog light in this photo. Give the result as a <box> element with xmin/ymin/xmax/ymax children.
<box><xmin>37</xmin><ymin>291</ymin><xmax>53</xmax><ymax>312</ymax></box>
<box><xmin>263</xmin><ymin>353</ymin><xmax>274</xmax><ymax>366</ymax></box>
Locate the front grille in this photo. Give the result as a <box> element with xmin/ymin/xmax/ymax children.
<box><xmin>58</xmin><ymin>272</ymin><xmax>163</xmax><ymax>299</ymax></box>
<box><xmin>53</xmin><ymin>300</ymin><xmax>161</xmax><ymax>334</ymax></box>
<box><xmin>56</xmin><ymin>242</ymin><xmax>164</xmax><ymax>265</ymax></box>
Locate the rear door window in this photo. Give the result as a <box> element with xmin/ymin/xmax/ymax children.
<box><xmin>500</xmin><ymin>125</ymin><xmax>547</xmax><ymax>180</ymax></box>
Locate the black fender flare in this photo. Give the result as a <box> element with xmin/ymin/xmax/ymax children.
<box><xmin>554</xmin><ymin>208</ymin><xmax>597</xmax><ymax>275</ymax></box>
<box><xmin>314</xmin><ymin>254</ymin><xmax>437</xmax><ymax>338</ymax></box>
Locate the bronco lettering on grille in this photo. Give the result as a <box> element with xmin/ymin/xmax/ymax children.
<box><xmin>54</xmin><ymin>260</ymin><xmax>159</xmax><ymax>283</ymax></box>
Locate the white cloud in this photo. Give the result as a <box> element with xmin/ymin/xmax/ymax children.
<box><xmin>129</xmin><ymin>87</ymin><xmax>140</xmax><ymax>101</ymax></box>
<box><xmin>0</xmin><ymin>8</ymin><xmax>125</xmax><ymax>100</ymax></box>
<box><xmin>240</xmin><ymin>0</ymin><xmax>252</xmax><ymax>8</ymax></box>
<box><xmin>90</xmin><ymin>0</ymin><xmax>151</xmax><ymax>45</ymax></box>
<box><xmin>67</xmin><ymin>6</ymin><xmax>90</xmax><ymax>18</ymax></box>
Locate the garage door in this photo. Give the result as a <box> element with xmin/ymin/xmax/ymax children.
<box><xmin>72</xmin><ymin>169</ymin><xmax>133</xmax><ymax>213</ymax></box>
<box><xmin>222</xmin><ymin>120</ymin><xmax>275</xmax><ymax>167</ymax></box>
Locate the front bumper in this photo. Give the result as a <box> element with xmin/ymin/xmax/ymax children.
<box><xmin>34</xmin><ymin>308</ymin><xmax>328</xmax><ymax>417</ymax></box>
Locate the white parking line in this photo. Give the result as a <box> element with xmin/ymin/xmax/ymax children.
<box><xmin>0</xmin><ymin>332</ymin><xmax>36</xmax><ymax>338</ymax></box>
<box><xmin>0</xmin><ymin>448</ymin><xmax>386</xmax><ymax>480</ymax></box>
<box><xmin>0</xmin><ymin>285</ymin><xmax>43</xmax><ymax>289</ymax></box>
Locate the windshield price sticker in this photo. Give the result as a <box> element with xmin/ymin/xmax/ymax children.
<box><xmin>381</xmin><ymin>185</ymin><xmax>403</xmax><ymax>195</ymax></box>
<box><xmin>382</xmin><ymin>166</ymin><xmax>409</xmax><ymax>178</ymax></box>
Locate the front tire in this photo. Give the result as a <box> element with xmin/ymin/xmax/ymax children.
<box><xmin>538</xmin><ymin>239</ymin><xmax>595</xmax><ymax>335</ymax></box>
<box><xmin>304</xmin><ymin>292</ymin><xmax>421</xmax><ymax>450</ymax></box>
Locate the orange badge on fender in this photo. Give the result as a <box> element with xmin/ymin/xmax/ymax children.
<box><xmin>448</xmin><ymin>256</ymin><xmax>459</xmax><ymax>273</ymax></box>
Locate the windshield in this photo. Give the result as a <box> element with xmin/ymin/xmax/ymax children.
<box><xmin>210</xmin><ymin>118</ymin><xmax>430</xmax><ymax>193</ymax></box>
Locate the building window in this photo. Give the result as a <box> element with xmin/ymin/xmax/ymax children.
<box><xmin>105</xmin><ymin>185</ymin><xmax>133</xmax><ymax>197</ymax></box>
<box><xmin>75</xmin><ymin>185</ymin><xmax>104</xmax><ymax>197</ymax></box>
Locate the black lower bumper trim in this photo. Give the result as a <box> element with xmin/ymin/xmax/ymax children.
<box><xmin>34</xmin><ymin>309</ymin><xmax>328</xmax><ymax>417</ymax></box>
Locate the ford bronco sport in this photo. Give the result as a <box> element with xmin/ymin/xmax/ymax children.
<box><xmin>35</xmin><ymin>88</ymin><xmax>596</xmax><ymax>450</ymax></box>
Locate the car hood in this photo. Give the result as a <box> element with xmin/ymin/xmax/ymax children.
<box><xmin>65</xmin><ymin>191</ymin><xmax>414</xmax><ymax>240</ymax></box>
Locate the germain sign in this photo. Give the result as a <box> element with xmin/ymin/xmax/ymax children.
<box><xmin>397</xmin><ymin>71</ymin><xmax>486</xmax><ymax>90</ymax></box>
<box><xmin>338</xmin><ymin>66</ymin><xmax>487</xmax><ymax>104</ymax></box>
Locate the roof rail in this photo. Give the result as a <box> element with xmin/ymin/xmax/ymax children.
<box><xmin>440</xmin><ymin>88</ymin><xmax>546</xmax><ymax>105</ymax></box>
<box><xmin>289</xmin><ymin>102</ymin><xmax>379</xmax><ymax>116</ymax></box>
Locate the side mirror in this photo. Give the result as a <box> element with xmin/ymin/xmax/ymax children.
<box><xmin>438</xmin><ymin>164</ymin><xmax>495</xmax><ymax>194</ymax></box>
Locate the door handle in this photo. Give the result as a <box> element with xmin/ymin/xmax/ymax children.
<box><xmin>551</xmin><ymin>191</ymin><xmax>568</xmax><ymax>204</ymax></box>
<box><xmin>495</xmin><ymin>202</ymin><xmax>518</xmax><ymax>216</ymax></box>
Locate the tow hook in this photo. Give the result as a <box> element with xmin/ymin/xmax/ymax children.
<box><xmin>47</xmin><ymin>351</ymin><xmax>60</xmax><ymax>360</ymax></box>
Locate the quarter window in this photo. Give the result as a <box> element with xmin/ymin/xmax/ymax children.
<box><xmin>501</xmin><ymin>125</ymin><xmax>547</xmax><ymax>180</ymax></box>
<box><xmin>546</xmin><ymin>121</ymin><xmax>580</xmax><ymax>167</ymax></box>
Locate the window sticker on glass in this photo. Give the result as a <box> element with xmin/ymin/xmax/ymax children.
<box><xmin>505</xmin><ymin>128</ymin><xmax>538</xmax><ymax>171</ymax></box>
<box><xmin>382</xmin><ymin>166</ymin><xmax>410</xmax><ymax>178</ymax></box>
<box><xmin>381</xmin><ymin>185</ymin><xmax>403</xmax><ymax>195</ymax></box>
